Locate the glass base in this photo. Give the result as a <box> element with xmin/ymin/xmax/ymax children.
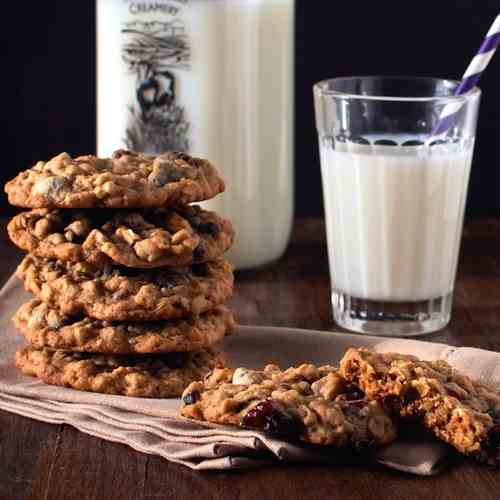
<box><xmin>332</xmin><ymin>290</ymin><xmax>452</xmax><ymax>337</ymax></box>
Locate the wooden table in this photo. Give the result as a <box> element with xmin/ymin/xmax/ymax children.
<box><xmin>1</xmin><ymin>216</ymin><xmax>499</xmax><ymax>500</ymax></box>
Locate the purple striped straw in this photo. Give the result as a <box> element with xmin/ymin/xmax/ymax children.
<box><xmin>430</xmin><ymin>14</ymin><xmax>500</xmax><ymax>138</ymax></box>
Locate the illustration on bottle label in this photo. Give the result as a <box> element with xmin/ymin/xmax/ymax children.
<box><xmin>121</xmin><ymin>18</ymin><xmax>190</xmax><ymax>153</ymax></box>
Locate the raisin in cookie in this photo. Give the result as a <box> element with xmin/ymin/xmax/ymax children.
<box><xmin>8</xmin><ymin>205</ymin><xmax>234</xmax><ymax>268</ymax></box>
<box><xmin>17</xmin><ymin>255</ymin><xmax>234</xmax><ymax>321</ymax></box>
<box><xmin>13</xmin><ymin>299</ymin><xmax>234</xmax><ymax>354</ymax></box>
<box><xmin>340</xmin><ymin>348</ymin><xmax>500</xmax><ymax>465</ymax></box>
<box><xmin>16</xmin><ymin>346</ymin><xmax>224</xmax><ymax>398</ymax></box>
<box><xmin>181</xmin><ymin>364</ymin><xmax>397</xmax><ymax>448</ymax></box>
<box><xmin>5</xmin><ymin>150</ymin><xmax>224</xmax><ymax>209</ymax></box>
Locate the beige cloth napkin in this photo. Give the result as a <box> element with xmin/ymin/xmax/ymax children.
<box><xmin>1</xmin><ymin>274</ymin><xmax>499</xmax><ymax>475</ymax></box>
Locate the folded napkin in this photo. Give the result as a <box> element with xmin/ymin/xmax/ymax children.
<box><xmin>1</xmin><ymin>274</ymin><xmax>499</xmax><ymax>475</ymax></box>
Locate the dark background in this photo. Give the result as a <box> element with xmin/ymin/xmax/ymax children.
<box><xmin>4</xmin><ymin>1</ymin><xmax>500</xmax><ymax>217</ymax></box>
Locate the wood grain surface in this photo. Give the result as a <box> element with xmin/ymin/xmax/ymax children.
<box><xmin>1</xmin><ymin>216</ymin><xmax>499</xmax><ymax>500</ymax></box>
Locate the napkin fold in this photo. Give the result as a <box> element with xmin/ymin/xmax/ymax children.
<box><xmin>1</xmin><ymin>274</ymin><xmax>498</xmax><ymax>475</ymax></box>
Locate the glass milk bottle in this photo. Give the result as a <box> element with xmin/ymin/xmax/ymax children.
<box><xmin>97</xmin><ymin>0</ymin><xmax>295</xmax><ymax>270</ymax></box>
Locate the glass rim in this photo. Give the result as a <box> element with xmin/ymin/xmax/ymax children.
<box><xmin>313</xmin><ymin>75</ymin><xmax>481</xmax><ymax>103</ymax></box>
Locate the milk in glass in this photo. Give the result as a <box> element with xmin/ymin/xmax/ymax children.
<box><xmin>319</xmin><ymin>138</ymin><xmax>473</xmax><ymax>302</ymax></box>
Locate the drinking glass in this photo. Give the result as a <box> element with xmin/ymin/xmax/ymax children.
<box><xmin>313</xmin><ymin>76</ymin><xmax>481</xmax><ymax>336</ymax></box>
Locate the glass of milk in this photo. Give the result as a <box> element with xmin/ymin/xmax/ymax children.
<box><xmin>313</xmin><ymin>76</ymin><xmax>481</xmax><ymax>336</ymax></box>
<box><xmin>97</xmin><ymin>0</ymin><xmax>295</xmax><ymax>270</ymax></box>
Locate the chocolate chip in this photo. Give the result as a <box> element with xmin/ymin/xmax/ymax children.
<box><xmin>345</xmin><ymin>386</ymin><xmax>365</xmax><ymax>401</ymax></box>
<box><xmin>197</xmin><ymin>222</ymin><xmax>220</xmax><ymax>236</ymax></box>
<box><xmin>148</xmin><ymin>164</ymin><xmax>185</xmax><ymax>187</ymax></box>
<box><xmin>183</xmin><ymin>390</ymin><xmax>201</xmax><ymax>405</ymax></box>
<box><xmin>193</xmin><ymin>245</ymin><xmax>206</xmax><ymax>261</ymax></box>
<box><xmin>402</xmin><ymin>387</ymin><xmax>420</xmax><ymax>406</ymax></box>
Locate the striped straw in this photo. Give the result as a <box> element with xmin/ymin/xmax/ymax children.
<box><xmin>431</xmin><ymin>14</ymin><xmax>500</xmax><ymax>138</ymax></box>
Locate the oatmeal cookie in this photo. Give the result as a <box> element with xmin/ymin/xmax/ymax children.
<box><xmin>13</xmin><ymin>299</ymin><xmax>234</xmax><ymax>354</ymax></box>
<box><xmin>5</xmin><ymin>150</ymin><xmax>224</xmax><ymax>209</ymax></box>
<box><xmin>17</xmin><ymin>255</ymin><xmax>234</xmax><ymax>321</ymax></box>
<box><xmin>340</xmin><ymin>348</ymin><xmax>500</xmax><ymax>465</ymax></box>
<box><xmin>16</xmin><ymin>346</ymin><xmax>224</xmax><ymax>398</ymax></box>
<box><xmin>8</xmin><ymin>205</ymin><xmax>234</xmax><ymax>268</ymax></box>
<box><xmin>181</xmin><ymin>363</ymin><xmax>397</xmax><ymax>448</ymax></box>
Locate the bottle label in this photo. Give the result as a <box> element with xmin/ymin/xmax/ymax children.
<box><xmin>121</xmin><ymin>1</ymin><xmax>190</xmax><ymax>153</ymax></box>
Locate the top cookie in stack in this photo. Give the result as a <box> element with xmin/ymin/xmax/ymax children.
<box><xmin>5</xmin><ymin>149</ymin><xmax>225</xmax><ymax>209</ymax></box>
<box><xmin>5</xmin><ymin>149</ymin><xmax>236</xmax><ymax>398</ymax></box>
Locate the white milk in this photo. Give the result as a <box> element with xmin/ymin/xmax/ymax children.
<box><xmin>97</xmin><ymin>0</ymin><xmax>294</xmax><ymax>269</ymax></box>
<box><xmin>319</xmin><ymin>139</ymin><xmax>473</xmax><ymax>302</ymax></box>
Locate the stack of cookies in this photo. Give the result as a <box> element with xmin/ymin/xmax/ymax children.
<box><xmin>4</xmin><ymin>149</ymin><xmax>236</xmax><ymax>398</ymax></box>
